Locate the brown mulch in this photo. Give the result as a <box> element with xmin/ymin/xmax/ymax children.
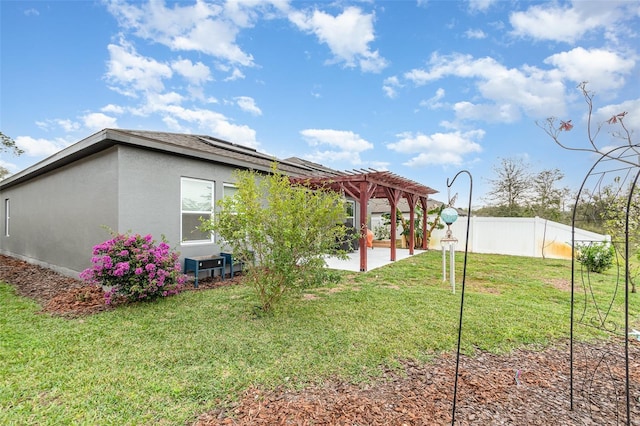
<box><xmin>1</xmin><ymin>254</ymin><xmax>639</xmax><ymax>425</ymax></box>
<box><xmin>196</xmin><ymin>341</ymin><xmax>640</xmax><ymax>426</ymax></box>
<box><xmin>0</xmin><ymin>254</ymin><xmax>241</xmax><ymax>317</ymax></box>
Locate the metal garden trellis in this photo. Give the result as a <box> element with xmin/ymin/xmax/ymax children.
<box><xmin>568</xmin><ymin>146</ymin><xmax>639</xmax><ymax>425</ymax></box>
<box><xmin>539</xmin><ymin>82</ymin><xmax>639</xmax><ymax>425</ymax></box>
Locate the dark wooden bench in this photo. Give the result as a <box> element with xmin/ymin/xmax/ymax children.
<box><xmin>183</xmin><ymin>255</ymin><xmax>226</xmax><ymax>288</ymax></box>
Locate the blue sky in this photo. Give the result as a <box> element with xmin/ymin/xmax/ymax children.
<box><xmin>1</xmin><ymin>0</ymin><xmax>639</xmax><ymax>206</ymax></box>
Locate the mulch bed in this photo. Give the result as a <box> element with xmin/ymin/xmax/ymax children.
<box><xmin>0</xmin><ymin>254</ymin><xmax>241</xmax><ymax>317</ymax></box>
<box><xmin>1</xmin><ymin>253</ymin><xmax>639</xmax><ymax>425</ymax></box>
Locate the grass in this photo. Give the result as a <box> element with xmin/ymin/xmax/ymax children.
<box><xmin>1</xmin><ymin>250</ymin><xmax>638</xmax><ymax>425</ymax></box>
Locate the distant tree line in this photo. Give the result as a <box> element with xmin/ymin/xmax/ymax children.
<box><xmin>474</xmin><ymin>157</ymin><xmax>572</xmax><ymax>224</ymax></box>
<box><xmin>475</xmin><ymin>157</ymin><xmax>638</xmax><ymax>240</ymax></box>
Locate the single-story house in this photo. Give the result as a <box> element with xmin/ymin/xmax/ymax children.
<box><xmin>0</xmin><ymin>128</ymin><xmax>437</xmax><ymax>277</ymax></box>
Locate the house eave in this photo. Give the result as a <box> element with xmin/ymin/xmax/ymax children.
<box><xmin>0</xmin><ymin>128</ymin><xmax>315</xmax><ymax>190</ymax></box>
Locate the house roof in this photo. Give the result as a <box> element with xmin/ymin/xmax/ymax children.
<box><xmin>1</xmin><ymin>130</ymin><xmax>439</xmax><ymax>204</ymax></box>
<box><xmin>0</xmin><ymin>128</ymin><xmax>328</xmax><ymax>190</ymax></box>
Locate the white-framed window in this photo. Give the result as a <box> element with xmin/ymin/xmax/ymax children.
<box><xmin>223</xmin><ymin>183</ymin><xmax>238</xmax><ymax>202</ymax></box>
<box><xmin>181</xmin><ymin>177</ymin><xmax>214</xmax><ymax>243</ymax></box>
<box><xmin>345</xmin><ymin>199</ymin><xmax>355</xmax><ymax>227</ymax></box>
<box><xmin>4</xmin><ymin>198</ymin><xmax>9</xmax><ymax>237</ymax></box>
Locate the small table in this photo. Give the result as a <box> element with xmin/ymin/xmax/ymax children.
<box><xmin>183</xmin><ymin>255</ymin><xmax>226</xmax><ymax>288</ymax></box>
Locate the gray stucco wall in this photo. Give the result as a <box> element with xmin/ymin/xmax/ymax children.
<box><xmin>0</xmin><ymin>148</ymin><xmax>119</xmax><ymax>276</ymax></box>
<box><xmin>115</xmin><ymin>146</ymin><xmax>238</xmax><ymax>262</ymax></box>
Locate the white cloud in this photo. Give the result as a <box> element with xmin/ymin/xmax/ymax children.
<box><xmin>387</xmin><ymin>130</ymin><xmax>484</xmax><ymax>167</ymax></box>
<box><xmin>133</xmin><ymin>92</ymin><xmax>185</xmax><ymax>116</ymax></box>
<box><xmin>544</xmin><ymin>47</ymin><xmax>635</xmax><ymax>94</ymax></box>
<box><xmin>509</xmin><ymin>1</ymin><xmax>636</xmax><ymax>43</ymax></box>
<box><xmin>105</xmin><ymin>40</ymin><xmax>173</xmax><ymax>96</ymax></box>
<box><xmin>419</xmin><ymin>88</ymin><xmax>446</xmax><ymax>110</ymax></box>
<box><xmin>301</xmin><ymin>129</ymin><xmax>373</xmax><ymax>152</ymax></box>
<box><xmin>105</xmin><ymin>0</ymin><xmax>256</xmax><ymax>66</ymax></box>
<box><xmin>369</xmin><ymin>160</ymin><xmax>389</xmax><ymax>170</ymax></box>
<box><xmin>173</xmin><ymin>19</ymin><xmax>254</xmax><ymax>66</ymax></box>
<box><xmin>0</xmin><ymin>158</ymin><xmax>19</xmax><ymax>174</ymax></box>
<box><xmin>383</xmin><ymin>76</ymin><xmax>401</xmax><ymax>98</ymax></box>
<box><xmin>160</xmin><ymin>105</ymin><xmax>259</xmax><ymax>148</ymax></box>
<box><xmin>224</xmin><ymin>68</ymin><xmax>246</xmax><ymax>81</ymax></box>
<box><xmin>301</xmin><ymin>128</ymin><xmax>374</xmax><ymax>165</ymax></box>
<box><xmin>468</xmin><ymin>0</ymin><xmax>498</xmax><ymax>12</ymax></box>
<box><xmin>171</xmin><ymin>58</ymin><xmax>212</xmax><ymax>85</ymax></box>
<box><xmin>101</xmin><ymin>104</ymin><xmax>125</xmax><ymax>114</ymax></box>
<box><xmin>14</xmin><ymin>136</ymin><xmax>70</xmax><ymax>157</ymax></box>
<box><xmin>464</xmin><ymin>29</ymin><xmax>486</xmax><ymax>39</ymax></box>
<box><xmin>404</xmin><ymin>53</ymin><xmax>567</xmax><ymax>121</ymax></box>
<box><xmin>305</xmin><ymin>149</ymin><xmax>364</xmax><ymax>165</ymax></box>
<box><xmin>34</xmin><ymin>119</ymin><xmax>81</xmax><ymax>132</ymax></box>
<box><xmin>453</xmin><ymin>101</ymin><xmax>521</xmax><ymax>123</ymax></box>
<box><xmin>593</xmin><ymin>98</ymin><xmax>640</xmax><ymax>134</ymax></box>
<box><xmin>82</xmin><ymin>113</ymin><xmax>118</xmax><ymax>131</ymax></box>
<box><xmin>289</xmin><ymin>6</ymin><xmax>388</xmax><ymax>73</ymax></box>
<box><xmin>235</xmin><ymin>96</ymin><xmax>262</xmax><ymax>116</ymax></box>
<box><xmin>224</xmin><ymin>0</ymin><xmax>291</xmax><ymax>27</ymax></box>
<box><xmin>55</xmin><ymin>119</ymin><xmax>81</xmax><ymax>132</ymax></box>
<box><xmin>162</xmin><ymin>115</ymin><xmax>188</xmax><ymax>133</ymax></box>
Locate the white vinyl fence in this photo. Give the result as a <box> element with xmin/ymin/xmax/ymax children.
<box><xmin>427</xmin><ymin>216</ymin><xmax>609</xmax><ymax>259</ymax></box>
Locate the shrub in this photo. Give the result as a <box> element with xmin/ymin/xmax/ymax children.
<box><xmin>373</xmin><ymin>224</ymin><xmax>391</xmax><ymax>240</ymax></box>
<box><xmin>198</xmin><ymin>165</ymin><xmax>348</xmax><ymax>312</ymax></box>
<box><xmin>576</xmin><ymin>241</ymin><xmax>616</xmax><ymax>273</ymax></box>
<box><xmin>80</xmin><ymin>232</ymin><xmax>186</xmax><ymax>304</ymax></box>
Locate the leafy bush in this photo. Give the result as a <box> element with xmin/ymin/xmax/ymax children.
<box><xmin>198</xmin><ymin>165</ymin><xmax>348</xmax><ymax>312</ymax></box>
<box><xmin>576</xmin><ymin>241</ymin><xmax>616</xmax><ymax>273</ymax></box>
<box><xmin>373</xmin><ymin>224</ymin><xmax>391</xmax><ymax>240</ymax></box>
<box><xmin>80</xmin><ymin>232</ymin><xmax>186</xmax><ymax>304</ymax></box>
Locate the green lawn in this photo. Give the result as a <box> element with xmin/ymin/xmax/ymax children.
<box><xmin>1</xmin><ymin>251</ymin><xmax>638</xmax><ymax>425</ymax></box>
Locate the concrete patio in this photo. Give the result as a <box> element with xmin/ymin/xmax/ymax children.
<box><xmin>324</xmin><ymin>248</ymin><xmax>426</xmax><ymax>272</ymax></box>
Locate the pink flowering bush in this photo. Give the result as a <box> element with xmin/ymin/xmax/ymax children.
<box><xmin>80</xmin><ymin>232</ymin><xmax>186</xmax><ymax>304</ymax></box>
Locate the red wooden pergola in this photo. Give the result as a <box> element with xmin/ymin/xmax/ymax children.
<box><xmin>291</xmin><ymin>170</ymin><xmax>438</xmax><ymax>271</ymax></box>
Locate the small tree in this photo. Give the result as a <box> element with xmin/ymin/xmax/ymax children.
<box><xmin>529</xmin><ymin>168</ymin><xmax>571</xmax><ymax>221</ymax></box>
<box><xmin>0</xmin><ymin>131</ymin><xmax>23</xmax><ymax>181</ymax></box>
<box><xmin>538</xmin><ymin>81</ymin><xmax>639</xmax><ymax>292</ymax></box>
<box><xmin>0</xmin><ymin>132</ymin><xmax>23</xmax><ymax>156</ymax></box>
<box><xmin>599</xmin><ymin>180</ymin><xmax>640</xmax><ymax>292</ymax></box>
<box><xmin>425</xmin><ymin>204</ymin><xmax>446</xmax><ymax>247</ymax></box>
<box><xmin>484</xmin><ymin>157</ymin><xmax>532</xmax><ymax>216</ymax></box>
<box><xmin>199</xmin><ymin>165</ymin><xmax>348</xmax><ymax>312</ymax></box>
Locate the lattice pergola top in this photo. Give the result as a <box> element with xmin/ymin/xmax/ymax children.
<box><xmin>290</xmin><ymin>169</ymin><xmax>438</xmax><ymax>200</ymax></box>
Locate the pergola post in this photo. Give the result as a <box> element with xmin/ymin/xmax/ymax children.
<box><xmin>390</xmin><ymin>205</ymin><xmax>397</xmax><ymax>260</ymax></box>
<box><xmin>420</xmin><ymin>197</ymin><xmax>429</xmax><ymax>249</ymax></box>
<box><xmin>359</xmin><ymin>181</ymin><xmax>369</xmax><ymax>272</ymax></box>
<box><xmin>385</xmin><ymin>187</ymin><xmax>402</xmax><ymax>261</ymax></box>
<box><xmin>405</xmin><ymin>194</ymin><xmax>417</xmax><ymax>255</ymax></box>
